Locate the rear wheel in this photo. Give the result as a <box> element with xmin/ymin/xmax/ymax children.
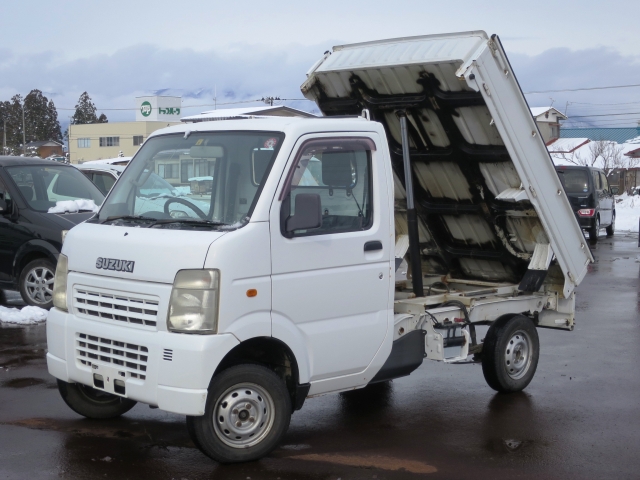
<box><xmin>57</xmin><ymin>380</ymin><xmax>137</xmax><ymax>419</ymax></box>
<box><xmin>19</xmin><ymin>258</ymin><xmax>55</xmax><ymax>309</ymax></box>
<box><xmin>186</xmin><ymin>364</ymin><xmax>291</xmax><ymax>463</ymax></box>
<box><xmin>589</xmin><ymin>217</ymin><xmax>600</xmax><ymax>245</ymax></box>
<box><xmin>606</xmin><ymin>213</ymin><xmax>615</xmax><ymax>237</ymax></box>
<box><xmin>482</xmin><ymin>315</ymin><xmax>540</xmax><ymax>393</ymax></box>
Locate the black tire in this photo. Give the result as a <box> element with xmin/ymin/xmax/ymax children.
<box><xmin>482</xmin><ymin>315</ymin><xmax>540</xmax><ymax>393</ymax></box>
<box><xmin>57</xmin><ymin>379</ymin><xmax>137</xmax><ymax>419</ymax></box>
<box><xmin>19</xmin><ymin>258</ymin><xmax>55</xmax><ymax>309</ymax></box>
<box><xmin>186</xmin><ymin>364</ymin><xmax>291</xmax><ymax>464</ymax></box>
<box><xmin>606</xmin><ymin>213</ymin><xmax>615</xmax><ymax>237</ymax></box>
<box><xmin>589</xmin><ymin>217</ymin><xmax>600</xmax><ymax>245</ymax></box>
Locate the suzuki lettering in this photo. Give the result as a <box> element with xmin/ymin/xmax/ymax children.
<box><xmin>95</xmin><ymin>257</ymin><xmax>135</xmax><ymax>273</ymax></box>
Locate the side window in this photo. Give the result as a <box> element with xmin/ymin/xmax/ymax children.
<box><xmin>591</xmin><ymin>170</ymin><xmax>601</xmax><ymax>190</ymax></box>
<box><xmin>94</xmin><ymin>173</ymin><xmax>116</xmax><ymax>194</ymax></box>
<box><xmin>0</xmin><ymin>178</ymin><xmax>12</xmax><ymax>208</ymax></box>
<box><xmin>281</xmin><ymin>138</ymin><xmax>375</xmax><ymax>237</ymax></box>
<box><xmin>600</xmin><ymin>172</ymin><xmax>609</xmax><ymax>192</ymax></box>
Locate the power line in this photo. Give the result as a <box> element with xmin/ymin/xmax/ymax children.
<box><xmin>568</xmin><ymin>112</ymin><xmax>640</xmax><ymax>119</ymax></box>
<box><xmin>524</xmin><ymin>83</ymin><xmax>640</xmax><ymax>94</ymax></box>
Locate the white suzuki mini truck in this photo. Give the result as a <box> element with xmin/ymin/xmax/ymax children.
<box><xmin>47</xmin><ymin>31</ymin><xmax>592</xmax><ymax>463</ymax></box>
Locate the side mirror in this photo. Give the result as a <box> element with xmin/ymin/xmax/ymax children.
<box><xmin>611</xmin><ymin>186</ymin><xmax>619</xmax><ymax>195</ymax></box>
<box><xmin>286</xmin><ymin>193</ymin><xmax>322</xmax><ymax>233</ymax></box>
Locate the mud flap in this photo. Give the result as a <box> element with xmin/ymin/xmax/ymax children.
<box><xmin>370</xmin><ymin>330</ymin><xmax>426</xmax><ymax>384</ymax></box>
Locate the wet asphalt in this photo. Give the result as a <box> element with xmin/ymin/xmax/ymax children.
<box><xmin>1</xmin><ymin>233</ymin><xmax>639</xmax><ymax>480</ymax></box>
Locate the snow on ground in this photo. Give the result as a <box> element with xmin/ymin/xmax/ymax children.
<box><xmin>615</xmin><ymin>193</ymin><xmax>640</xmax><ymax>232</ymax></box>
<box><xmin>0</xmin><ymin>305</ymin><xmax>48</xmax><ymax>325</ymax></box>
<box><xmin>48</xmin><ymin>199</ymin><xmax>99</xmax><ymax>214</ymax></box>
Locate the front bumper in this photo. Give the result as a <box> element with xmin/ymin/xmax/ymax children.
<box><xmin>46</xmin><ymin>308</ymin><xmax>240</xmax><ymax>416</ymax></box>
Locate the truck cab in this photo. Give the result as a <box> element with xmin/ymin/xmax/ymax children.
<box><xmin>47</xmin><ymin>31</ymin><xmax>592</xmax><ymax>464</ymax></box>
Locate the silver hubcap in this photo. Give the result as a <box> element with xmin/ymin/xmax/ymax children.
<box><xmin>25</xmin><ymin>266</ymin><xmax>54</xmax><ymax>305</ymax></box>
<box><xmin>504</xmin><ymin>330</ymin><xmax>532</xmax><ymax>380</ymax></box>
<box><xmin>213</xmin><ymin>383</ymin><xmax>275</xmax><ymax>448</ymax></box>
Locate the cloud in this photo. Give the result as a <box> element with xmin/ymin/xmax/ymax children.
<box><xmin>2</xmin><ymin>42</ymin><xmax>640</xmax><ymax>129</ymax></box>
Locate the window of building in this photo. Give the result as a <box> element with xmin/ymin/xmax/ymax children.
<box><xmin>99</xmin><ymin>137</ymin><xmax>120</xmax><ymax>147</ymax></box>
<box><xmin>77</xmin><ymin>138</ymin><xmax>91</xmax><ymax>148</ymax></box>
<box><xmin>158</xmin><ymin>163</ymin><xmax>179</xmax><ymax>179</ymax></box>
<box><xmin>133</xmin><ymin>135</ymin><xmax>144</xmax><ymax>146</ymax></box>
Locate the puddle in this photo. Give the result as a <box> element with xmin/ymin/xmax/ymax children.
<box><xmin>1</xmin><ymin>377</ymin><xmax>48</xmax><ymax>388</ymax></box>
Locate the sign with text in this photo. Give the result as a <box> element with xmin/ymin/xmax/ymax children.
<box><xmin>135</xmin><ymin>96</ymin><xmax>182</xmax><ymax>122</ymax></box>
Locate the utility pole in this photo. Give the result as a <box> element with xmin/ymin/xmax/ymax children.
<box><xmin>22</xmin><ymin>104</ymin><xmax>26</xmax><ymax>156</ymax></box>
<box><xmin>2</xmin><ymin>120</ymin><xmax>6</xmax><ymax>155</ymax></box>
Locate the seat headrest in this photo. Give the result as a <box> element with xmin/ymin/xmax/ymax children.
<box><xmin>321</xmin><ymin>151</ymin><xmax>355</xmax><ymax>187</ymax></box>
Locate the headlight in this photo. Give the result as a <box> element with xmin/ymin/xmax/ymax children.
<box><xmin>53</xmin><ymin>254</ymin><xmax>68</xmax><ymax>311</ymax></box>
<box><xmin>167</xmin><ymin>269</ymin><xmax>220</xmax><ymax>333</ymax></box>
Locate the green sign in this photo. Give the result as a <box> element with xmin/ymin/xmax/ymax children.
<box><xmin>140</xmin><ymin>101</ymin><xmax>152</xmax><ymax>117</ymax></box>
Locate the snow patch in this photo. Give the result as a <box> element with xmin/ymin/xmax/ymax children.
<box><xmin>48</xmin><ymin>199</ymin><xmax>99</xmax><ymax>214</ymax></box>
<box><xmin>188</xmin><ymin>176</ymin><xmax>213</xmax><ymax>182</ymax></box>
<box><xmin>615</xmin><ymin>193</ymin><xmax>640</xmax><ymax>232</ymax></box>
<box><xmin>0</xmin><ymin>305</ymin><xmax>48</xmax><ymax>325</ymax></box>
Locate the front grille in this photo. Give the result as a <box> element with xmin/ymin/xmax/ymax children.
<box><xmin>74</xmin><ymin>287</ymin><xmax>159</xmax><ymax>329</ymax></box>
<box><xmin>76</xmin><ymin>333</ymin><xmax>148</xmax><ymax>380</ymax></box>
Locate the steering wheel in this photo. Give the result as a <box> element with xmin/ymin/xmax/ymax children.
<box><xmin>163</xmin><ymin>197</ymin><xmax>207</xmax><ymax>219</ymax></box>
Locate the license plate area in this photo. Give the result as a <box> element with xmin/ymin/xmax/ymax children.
<box><xmin>91</xmin><ymin>363</ymin><xmax>126</xmax><ymax>396</ymax></box>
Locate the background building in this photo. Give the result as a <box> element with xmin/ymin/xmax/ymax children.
<box><xmin>530</xmin><ymin>107</ymin><xmax>567</xmax><ymax>143</ymax></box>
<box><xmin>24</xmin><ymin>140</ymin><xmax>64</xmax><ymax>157</ymax></box>
<box><xmin>68</xmin><ymin>96</ymin><xmax>183</xmax><ymax>164</ymax></box>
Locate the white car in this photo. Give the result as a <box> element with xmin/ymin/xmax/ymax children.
<box><xmin>77</xmin><ymin>163</ymin><xmax>209</xmax><ymax>216</ymax></box>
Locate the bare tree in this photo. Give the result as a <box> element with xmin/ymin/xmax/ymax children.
<box><xmin>554</xmin><ymin>140</ymin><xmax>636</xmax><ymax>176</ymax></box>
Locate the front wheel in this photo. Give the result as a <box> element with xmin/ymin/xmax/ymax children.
<box><xmin>187</xmin><ymin>364</ymin><xmax>291</xmax><ymax>463</ymax></box>
<box><xmin>57</xmin><ymin>380</ymin><xmax>137</xmax><ymax>419</ymax></box>
<box><xmin>19</xmin><ymin>258</ymin><xmax>55</xmax><ymax>309</ymax></box>
<box><xmin>482</xmin><ymin>315</ymin><xmax>540</xmax><ymax>393</ymax></box>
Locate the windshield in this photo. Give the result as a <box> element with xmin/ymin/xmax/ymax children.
<box><xmin>557</xmin><ymin>169</ymin><xmax>590</xmax><ymax>194</ymax></box>
<box><xmin>6</xmin><ymin>165</ymin><xmax>104</xmax><ymax>212</ymax></box>
<box><xmin>99</xmin><ymin>131</ymin><xmax>284</xmax><ymax>227</ymax></box>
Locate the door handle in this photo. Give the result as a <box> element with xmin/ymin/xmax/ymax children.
<box><xmin>364</xmin><ymin>241</ymin><xmax>383</xmax><ymax>252</ymax></box>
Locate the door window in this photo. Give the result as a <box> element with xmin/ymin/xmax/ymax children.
<box><xmin>92</xmin><ymin>172</ymin><xmax>117</xmax><ymax>195</ymax></box>
<box><xmin>281</xmin><ymin>138</ymin><xmax>374</xmax><ymax>237</ymax></box>
<box><xmin>592</xmin><ymin>170</ymin><xmax>602</xmax><ymax>190</ymax></box>
<box><xmin>600</xmin><ymin>172</ymin><xmax>609</xmax><ymax>192</ymax></box>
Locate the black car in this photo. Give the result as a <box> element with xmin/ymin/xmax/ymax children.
<box><xmin>555</xmin><ymin>165</ymin><xmax>616</xmax><ymax>244</ymax></box>
<box><xmin>0</xmin><ymin>157</ymin><xmax>105</xmax><ymax>308</ymax></box>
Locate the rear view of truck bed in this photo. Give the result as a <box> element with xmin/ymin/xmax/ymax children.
<box><xmin>302</xmin><ymin>31</ymin><xmax>592</xmax><ymax>303</ymax></box>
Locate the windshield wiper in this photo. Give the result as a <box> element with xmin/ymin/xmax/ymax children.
<box><xmin>150</xmin><ymin>218</ymin><xmax>227</xmax><ymax>228</ymax></box>
<box><xmin>101</xmin><ymin>215</ymin><xmax>157</xmax><ymax>224</ymax></box>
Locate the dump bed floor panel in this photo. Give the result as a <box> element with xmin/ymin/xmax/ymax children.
<box><xmin>302</xmin><ymin>31</ymin><xmax>591</xmax><ymax>297</ymax></box>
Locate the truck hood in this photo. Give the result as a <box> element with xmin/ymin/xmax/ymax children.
<box><xmin>63</xmin><ymin>223</ymin><xmax>227</xmax><ymax>284</ymax></box>
<box><xmin>302</xmin><ymin>31</ymin><xmax>592</xmax><ymax>297</ymax></box>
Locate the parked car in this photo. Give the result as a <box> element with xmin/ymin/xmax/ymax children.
<box><xmin>556</xmin><ymin>165</ymin><xmax>616</xmax><ymax>244</ymax></box>
<box><xmin>0</xmin><ymin>156</ymin><xmax>105</xmax><ymax>308</ymax></box>
<box><xmin>77</xmin><ymin>164</ymin><xmax>125</xmax><ymax>195</ymax></box>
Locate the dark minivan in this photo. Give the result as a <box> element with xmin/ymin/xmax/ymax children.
<box><xmin>555</xmin><ymin>165</ymin><xmax>616</xmax><ymax>244</ymax></box>
<box><xmin>0</xmin><ymin>157</ymin><xmax>104</xmax><ymax>309</ymax></box>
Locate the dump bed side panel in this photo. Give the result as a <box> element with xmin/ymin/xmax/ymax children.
<box><xmin>301</xmin><ymin>31</ymin><xmax>592</xmax><ymax>298</ymax></box>
<box><xmin>460</xmin><ymin>36</ymin><xmax>592</xmax><ymax>297</ymax></box>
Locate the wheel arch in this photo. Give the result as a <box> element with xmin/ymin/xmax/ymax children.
<box><xmin>214</xmin><ymin>336</ymin><xmax>308</xmax><ymax>411</ymax></box>
<box><xmin>13</xmin><ymin>240</ymin><xmax>59</xmax><ymax>282</ymax></box>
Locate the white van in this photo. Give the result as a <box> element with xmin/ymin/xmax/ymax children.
<box><xmin>47</xmin><ymin>31</ymin><xmax>592</xmax><ymax>463</ymax></box>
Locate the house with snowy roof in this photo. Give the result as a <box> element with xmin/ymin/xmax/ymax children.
<box><xmin>530</xmin><ymin>107</ymin><xmax>567</xmax><ymax>143</ymax></box>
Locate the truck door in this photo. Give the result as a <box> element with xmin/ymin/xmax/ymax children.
<box><xmin>269</xmin><ymin>134</ymin><xmax>392</xmax><ymax>386</ymax></box>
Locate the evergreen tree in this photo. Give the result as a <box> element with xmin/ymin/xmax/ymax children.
<box><xmin>71</xmin><ymin>91</ymin><xmax>108</xmax><ymax>124</ymax></box>
<box><xmin>0</xmin><ymin>95</ymin><xmax>25</xmax><ymax>154</ymax></box>
<box><xmin>23</xmin><ymin>89</ymin><xmax>62</xmax><ymax>144</ymax></box>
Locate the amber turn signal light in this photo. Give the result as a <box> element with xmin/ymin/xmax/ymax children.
<box><xmin>246</xmin><ymin>289</ymin><xmax>257</xmax><ymax>297</ymax></box>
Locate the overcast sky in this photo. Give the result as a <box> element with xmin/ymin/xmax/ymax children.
<box><xmin>2</xmin><ymin>0</ymin><xmax>640</xmax><ymax>128</ymax></box>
